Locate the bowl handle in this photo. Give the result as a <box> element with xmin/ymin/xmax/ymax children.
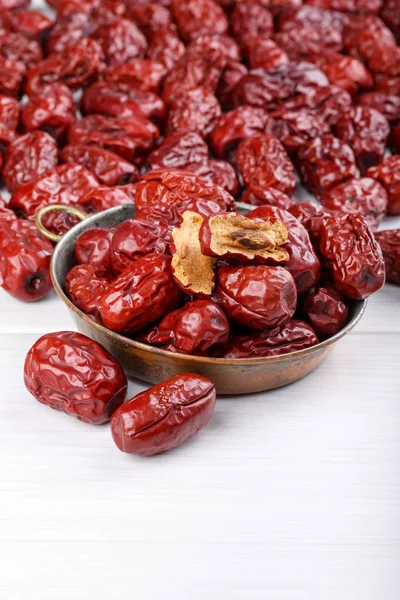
<box><xmin>35</xmin><ymin>204</ymin><xmax>88</xmax><ymax>243</ymax></box>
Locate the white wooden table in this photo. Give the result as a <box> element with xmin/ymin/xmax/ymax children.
<box><xmin>1</xmin><ymin>2</ymin><xmax>400</xmax><ymax>597</ymax></box>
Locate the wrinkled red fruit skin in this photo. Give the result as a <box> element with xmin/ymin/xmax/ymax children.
<box><xmin>303</xmin><ymin>286</ymin><xmax>349</xmax><ymax>338</ymax></box>
<box><xmin>319</xmin><ymin>213</ymin><xmax>385</xmax><ymax>299</ymax></box>
<box><xmin>223</xmin><ymin>320</ymin><xmax>319</xmax><ymax>359</ymax></box>
<box><xmin>61</xmin><ymin>145</ymin><xmax>139</xmax><ymax>187</ymax></box>
<box><xmin>247</xmin><ymin>206</ymin><xmax>321</xmax><ymax>294</ymax></box>
<box><xmin>103</xmin><ymin>60</ymin><xmax>167</xmax><ymax>95</ymax></box>
<box><xmin>75</xmin><ymin>228</ymin><xmax>114</xmax><ymax>276</ymax></box>
<box><xmin>297</xmin><ymin>135</ymin><xmax>360</xmax><ymax>198</ymax></box>
<box><xmin>24</xmin><ymin>331</ymin><xmax>127</xmax><ymax>425</ymax></box>
<box><xmin>375</xmin><ymin>229</ymin><xmax>400</xmax><ymax>286</ymax></box>
<box><xmin>138</xmin><ymin>300</ymin><xmax>230</xmax><ymax>356</ymax></box>
<box><xmin>216</xmin><ymin>265</ymin><xmax>297</xmax><ymax>330</ymax></box>
<box><xmin>25</xmin><ymin>39</ymin><xmax>105</xmax><ymax>96</ymax></box>
<box><xmin>147</xmin><ymin>132</ymin><xmax>209</xmax><ymax>171</ymax></box>
<box><xmin>68</xmin><ymin>114</ymin><xmax>159</xmax><ymax>164</ymax></box>
<box><xmin>9</xmin><ymin>165</ymin><xmax>99</xmax><ymax>218</ymax></box>
<box><xmin>183</xmin><ymin>161</ymin><xmax>240</xmax><ymax>197</ymax></box>
<box><xmin>111</xmin><ymin>373</ymin><xmax>216</xmax><ymax>456</ymax></box>
<box><xmin>241</xmin><ymin>185</ymin><xmax>293</xmax><ymax>211</ymax></box>
<box><xmin>0</xmin><ymin>95</ymin><xmax>20</xmax><ymax>146</ymax></box>
<box><xmin>81</xmin><ymin>80</ymin><xmax>166</xmax><ymax>124</ymax></box>
<box><xmin>171</xmin><ymin>0</ymin><xmax>228</xmax><ymax>43</ymax></box>
<box><xmin>77</xmin><ymin>185</ymin><xmax>136</xmax><ymax>216</ymax></box>
<box><xmin>335</xmin><ymin>107</ymin><xmax>390</xmax><ymax>174</ymax></box>
<box><xmin>21</xmin><ymin>84</ymin><xmax>76</xmax><ymax>142</ymax></box>
<box><xmin>236</xmin><ymin>134</ymin><xmax>296</xmax><ymax>195</ymax></box>
<box><xmin>0</xmin><ymin>219</ymin><xmax>53</xmax><ymax>302</ymax></box>
<box><xmin>134</xmin><ymin>197</ymin><xmax>228</xmax><ymax>236</ymax></box>
<box><xmin>110</xmin><ymin>219</ymin><xmax>168</xmax><ymax>275</ymax></box>
<box><xmin>209</xmin><ymin>106</ymin><xmax>271</xmax><ymax>162</ymax></box>
<box><xmin>3</xmin><ymin>131</ymin><xmax>59</xmax><ymax>193</ymax></box>
<box><xmin>97</xmin><ymin>253</ymin><xmax>181</xmax><ymax>334</ymax></box>
<box><xmin>93</xmin><ymin>18</ymin><xmax>147</xmax><ymax>65</ymax></box>
<box><xmin>134</xmin><ymin>169</ymin><xmax>236</xmax><ymax>212</ymax></box>
<box><xmin>288</xmin><ymin>201</ymin><xmax>331</xmax><ymax>248</ymax></box>
<box><xmin>65</xmin><ymin>264</ymin><xmax>110</xmax><ymax>322</ymax></box>
<box><xmin>321</xmin><ymin>178</ymin><xmax>388</xmax><ymax>231</ymax></box>
<box><xmin>367</xmin><ymin>156</ymin><xmax>400</xmax><ymax>216</ymax></box>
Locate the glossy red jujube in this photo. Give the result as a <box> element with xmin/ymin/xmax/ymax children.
<box><xmin>138</xmin><ymin>300</ymin><xmax>230</xmax><ymax>357</ymax></box>
<box><xmin>111</xmin><ymin>373</ymin><xmax>216</xmax><ymax>456</ymax></box>
<box><xmin>24</xmin><ymin>331</ymin><xmax>128</xmax><ymax>425</ymax></box>
<box><xmin>216</xmin><ymin>265</ymin><xmax>297</xmax><ymax>330</ymax></box>
<box><xmin>375</xmin><ymin>229</ymin><xmax>400</xmax><ymax>286</ymax></box>
<box><xmin>97</xmin><ymin>253</ymin><xmax>181</xmax><ymax>334</ymax></box>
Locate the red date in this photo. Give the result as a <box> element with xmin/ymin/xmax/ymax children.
<box><xmin>21</xmin><ymin>84</ymin><xmax>76</xmax><ymax>142</ymax></box>
<box><xmin>209</xmin><ymin>106</ymin><xmax>272</xmax><ymax>162</ymax></box>
<box><xmin>182</xmin><ymin>161</ymin><xmax>240</xmax><ymax>197</ymax></box>
<box><xmin>0</xmin><ymin>219</ymin><xmax>53</xmax><ymax>302</ymax></box>
<box><xmin>166</xmin><ymin>87</ymin><xmax>221</xmax><ymax>138</ymax></box>
<box><xmin>321</xmin><ymin>178</ymin><xmax>388</xmax><ymax>231</ymax></box>
<box><xmin>68</xmin><ymin>114</ymin><xmax>159</xmax><ymax>164</ymax></box>
<box><xmin>65</xmin><ymin>263</ymin><xmax>110</xmax><ymax>321</ymax></box>
<box><xmin>76</xmin><ymin>185</ymin><xmax>136</xmax><ymax>215</ymax></box>
<box><xmin>297</xmin><ymin>135</ymin><xmax>360</xmax><ymax>198</ymax></box>
<box><xmin>0</xmin><ymin>95</ymin><xmax>20</xmax><ymax>146</ymax></box>
<box><xmin>335</xmin><ymin>107</ymin><xmax>390</xmax><ymax>173</ymax></box>
<box><xmin>93</xmin><ymin>18</ymin><xmax>147</xmax><ymax>65</ymax></box>
<box><xmin>147</xmin><ymin>132</ymin><xmax>209</xmax><ymax>171</ymax></box>
<box><xmin>110</xmin><ymin>219</ymin><xmax>168</xmax><ymax>274</ymax></box>
<box><xmin>319</xmin><ymin>213</ymin><xmax>385</xmax><ymax>299</ymax></box>
<box><xmin>134</xmin><ymin>169</ymin><xmax>236</xmax><ymax>213</ymax></box>
<box><xmin>61</xmin><ymin>144</ymin><xmax>138</xmax><ymax>187</ymax></box>
<box><xmin>24</xmin><ymin>331</ymin><xmax>127</xmax><ymax>425</ymax></box>
<box><xmin>111</xmin><ymin>374</ymin><xmax>216</xmax><ymax>456</ymax></box>
<box><xmin>97</xmin><ymin>253</ymin><xmax>181</xmax><ymax>334</ymax></box>
<box><xmin>81</xmin><ymin>80</ymin><xmax>166</xmax><ymax>123</ymax></box>
<box><xmin>0</xmin><ymin>56</ymin><xmax>25</xmax><ymax>98</ymax></box>
<box><xmin>241</xmin><ymin>185</ymin><xmax>294</xmax><ymax>211</ymax></box>
<box><xmin>236</xmin><ymin>134</ymin><xmax>296</xmax><ymax>196</ymax></box>
<box><xmin>216</xmin><ymin>265</ymin><xmax>297</xmax><ymax>330</ymax></box>
<box><xmin>375</xmin><ymin>229</ymin><xmax>400</xmax><ymax>286</ymax></box>
<box><xmin>75</xmin><ymin>228</ymin><xmax>114</xmax><ymax>276</ymax></box>
<box><xmin>224</xmin><ymin>320</ymin><xmax>319</xmax><ymax>359</ymax></box>
<box><xmin>3</xmin><ymin>132</ymin><xmax>59</xmax><ymax>193</ymax></box>
<box><xmin>0</xmin><ymin>30</ymin><xmax>42</xmax><ymax>69</ymax></box>
<box><xmin>303</xmin><ymin>286</ymin><xmax>349</xmax><ymax>338</ymax></box>
<box><xmin>9</xmin><ymin>164</ymin><xmax>99</xmax><ymax>218</ymax></box>
<box><xmin>171</xmin><ymin>0</ymin><xmax>228</xmax><ymax>43</ymax></box>
<box><xmin>248</xmin><ymin>205</ymin><xmax>321</xmax><ymax>294</ymax></box>
<box><xmin>139</xmin><ymin>300</ymin><xmax>230</xmax><ymax>356</ymax></box>
<box><xmin>367</xmin><ymin>156</ymin><xmax>400</xmax><ymax>215</ymax></box>
<box><xmin>103</xmin><ymin>60</ymin><xmax>167</xmax><ymax>94</ymax></box>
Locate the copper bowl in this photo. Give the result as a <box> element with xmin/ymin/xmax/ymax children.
<box><xmin>50</xmin><ymin>204</ymin><xmax>367</xmax><ymax>395</ymax></box>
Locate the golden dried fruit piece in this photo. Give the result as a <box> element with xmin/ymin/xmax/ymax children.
<box><xmin>199</xmin><ymin>212</ymin><xmax>289</xmax><ymax>264</ymax></box>
<box><xmin>171</xmin><ymin>211</ymin><xmax>216</xmax><ymax>296</ymax></box>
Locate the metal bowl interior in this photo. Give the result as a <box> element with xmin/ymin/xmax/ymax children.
<box><xmin>50</xmin><ymin>204</ymin><xmax>367</xmax><ymax>395</ymax></box>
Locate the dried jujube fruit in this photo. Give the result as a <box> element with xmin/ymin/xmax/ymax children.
<box><xmin>75</xmin><ymin>228</ymin><xmax>114</xmax><ymax>276</ymax></box>
<box><xmin>97</xmin><ymin>253</ymin><xmax>181</xmax><ymax>334</ymax></box>
<box><xmin>319</xmin><ymin>213</ymin><xmax>385</xmax><ymax>299</ymax></box>
<box><xmin>24</xmin><ymin>331</ymin><xmax>127</xmax><ymax>425</ymax></box>
<box><xmin>223</xmin><ymin>320</ymin><xmax>319</xmax><ymax>359</ymax></box>
<box><xmin>171</xmin><ymin>211</ymin><xmax>216</xmax><ymax>296</ymax></box>
<box><xmin>199</xmin><ymin>212</ymin><xmax>289</xmax><ymax>264</ymax></box>
<box><xmin>303</xmin><ymin>286</ymin><xmax>349</xmax><ymax>338</ymax></box>
<box><xmin>216</xmin><ymin>265</ymin><xmax>297</xmax><ymax>330</ymax></box>
<box><xmin>110</xmin><ymin>219</ymin><xmax>168</xmax><ymax>275</ymax></box>
<box><xmin>375</xmin><ymin>229</ymin><xmax>400</xmax><ymax>286</ymax></box>
<box><xmin>138</xmin><ymin>300</ymin><xmax>230</xmax><ymax>357</ymax></box>
<box><xmin>111</xmin><ymin>374</ymin><xmax>216</xmax><ymax>456</ymax></box>
<box><xmin>65</xmin><ymin>264</ymin><xmax>110</xmax><ymax>322</ymax></box>
<box><xmin>241</xmin><ymin>185</ymin><xmax>294</xmax><ymax>211</ymax></box>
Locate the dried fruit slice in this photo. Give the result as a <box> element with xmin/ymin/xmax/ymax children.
<box><xmin>199</xmin><ymin>212</ymin><xmax>289</xmax><ymax>264</ymax></box>
<box><xmin>171</xmin><ymin>211</ymin><xmax>216</xmax><ymax>296</ymax></box>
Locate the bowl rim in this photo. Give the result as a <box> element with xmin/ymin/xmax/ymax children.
<box><xmin>50</xmin><ymin>205</ymin><xmax>367</xmax><ymax>366</ymax></box>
